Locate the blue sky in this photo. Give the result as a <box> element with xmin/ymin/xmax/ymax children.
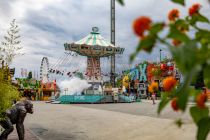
<box><xmin>0</xmin><ymin>0</ymin><xmax>210</xmax><ymax>78</ymax></box>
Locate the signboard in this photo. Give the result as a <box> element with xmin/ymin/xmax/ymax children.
<box><xmin>139</xmin><ymin>83</ymin><xmax>146</xmax><ymax>90</ymax></box>
<box><xmin>64</xmin><ymin>88</ymin><xmax>68</xmax><ymax>91</ymax></box>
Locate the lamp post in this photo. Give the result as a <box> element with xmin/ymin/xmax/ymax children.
<box><xmin>64</xmin><ymin>88</ymin><xmax>68</xmax><ymax>103</ymax></box>
<box><xmin>159</xmin><ymin>49</ymin><xmax>162</xmax><ymax>62</ymax></box>
<box><xmin>110</xmin><ymin>0</ymin><xmax>116</xmax><ymax>87</ymax></box>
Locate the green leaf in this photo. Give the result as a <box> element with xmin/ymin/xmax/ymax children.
<box><xmin>189</xmin><ymin>14</ymin><xmax>210</xmax><ymax>25</ymax></box>
<box><xmin>176</xmin><ymin>87</ymin><xmax>189</xmax><ymax>111</ymax></box>
<box><xmin>197</xmin><ymin>117</ymin><xmax>210</xmax><ymax>140</ymax></box>
<box><xmin>189</xmin><ymin>88</ymin><xmax>201</xmax><ymax>101</ymax></box>
<box><xmin>129</xmin><ymin>52</ymin><xmax>137</xmax><ymax>62</ymax></box>
<box><xmin>170</xmin><ymin>41</ymin><xmax>199</xmax><ymax>74</ymax></box>
<box><xmin>175</xmin><ymin>72</ymin><xmax>197</xmax><ymax>111</ymax></box>
<box><xmin>158</xmin><ymin>93</ymin><xmax>170</xmax><ymax>114</ymax></box>
<box><xmin>139</xmin><ymin>35</ymin><xmax>156</xmax><ymax>53</ymax></box>
<box><xmin>117</xmin><ymin>0</ymin><xmax>124</xmax><ymax>5</ymax></box>
<box><xmin>190</xmin><ymin>106</ymin><xmax>209</xmax><ymax>124</ymax></box>
<box><xmin>171</xmin><ymin>0</ymin><xmax>185</xmax><ymax>5</ymax></box>
<box><xmin>130</xmin><ymin>35</ymin><xmax>156</xmax><ymax>62</ymax></box>
<box><xmin>175</xmin><ymin>19</ymin><xmax>189</xmax><ymax>32</ymax></box>
<box><xmin>204</xmin><ymin>65</ymin><xmax>210</xmax><ymax>88</ymax></box>
<box><xmin>167</xmin><ymin>25</ymin><xmax>190</xmax><ymax>42</ymax></box>
<box><xmin>196</xmin><ymin>30</ymin><xmax>210</xmax><ymax>46</ymax></box>
<box><xmin>150</xmin><ymin>23</ymin><xmax>164</xmax><ymax>35</ymax></box>
<box><xmin>196</xmin><ymin>13</ymin><xmax>209</xmax><ymax>23</ymax></box>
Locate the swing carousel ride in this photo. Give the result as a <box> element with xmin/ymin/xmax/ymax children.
<box><xmin>64</xmin><ymin>27</ymin><xmax>124</xmax><ymax>84</ymax></box>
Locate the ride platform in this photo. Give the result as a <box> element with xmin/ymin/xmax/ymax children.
<box><xmin>56</xmin><ymin>95</ymin><xmax>134</xmax><ymax>104</ymax></box>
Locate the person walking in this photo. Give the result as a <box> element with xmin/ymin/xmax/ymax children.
<box><xmin>151</xmin><ymin>92</ymin><xmax>156</xmax><ymax>104</ymax></box>
<box><xmin>148</xmin><ymin>81</ymin><xmax>158</xmax><ymax>105</ymax></box>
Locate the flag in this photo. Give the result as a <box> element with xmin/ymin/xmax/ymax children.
<box><xmin>21</xmin><ymin>68</ymin><xmax>24</xmax><ymax>77</ymax></box>
<box><xmin>33</xmin><ymin>70</ymin><xmax>36</xmax><ymax>78</ymax></box>
<box><xmin>24</xmin><ymin>69</ymin><xmax>27</xmax><ymax>77</ymax></box>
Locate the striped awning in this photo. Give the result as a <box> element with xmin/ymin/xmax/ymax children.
<box><xmin>74</xmin><ymin>28</ymin><xmax>115</xmax><ymax>47</ymax></box>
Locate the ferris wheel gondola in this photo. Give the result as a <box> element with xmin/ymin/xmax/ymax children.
<box><xmin>40</xmin><ymin>57</ymin><xmax>49</xmax><ymax>83</ymax></box>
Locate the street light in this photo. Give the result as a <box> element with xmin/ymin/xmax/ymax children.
<box><xmin>110</xmin><ymin>0</ymin><xmax>116</xmax><ymax>87</ymax></box>
<box><xmin>159</xmin><ymin>49</ymin><xmax>162</xmax><ymax>62</ymax></box>
<box><xmin>64</xmin><ymin>88</ymin><xmax>68</xmax><ymax>103</ymax></box>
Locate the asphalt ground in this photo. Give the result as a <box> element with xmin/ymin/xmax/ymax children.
<box><xmin>8</xmin><ymin>128</ymin><xmax>39</xmax><ymax>140</ymax></box>
<box><xmin>72</xmin><ymin>99</ymin><xmax>193</xmax><ymax>122</ymax></box>
<box><xmin>22</xmin><ymin>101</ymin><xmax>210</xmax><ymax>140</ymax></box>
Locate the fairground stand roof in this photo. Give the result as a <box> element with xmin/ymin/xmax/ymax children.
<box><xmin>64</xmin><ymin>27</ymin><xmax>124</xmax><ymax>57</ymax></box>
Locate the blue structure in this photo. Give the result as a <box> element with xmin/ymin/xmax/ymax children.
<box><xmin>57</xmin><ymin>95</ymin><xmax>134</xmax><ymax>104</ymax></box>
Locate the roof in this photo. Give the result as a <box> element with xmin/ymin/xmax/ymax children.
<box><xmin>70</xmin><ymin>27</ymin><xmax>116</xmax><ymax>47</ymax></box>
<box><xmin>75</xmin><ymin>31</ymin><xmax>115</xmax><ymax>47</ymax></box>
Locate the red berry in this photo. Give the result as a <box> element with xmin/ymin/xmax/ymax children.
<box><xmin>196</xmin><ymin>94</ymin><xmax>207</xmax><ymax>109</ymax></box>
<box><xmin>171</xmin><ymin>98</ymin><xmax>179</xmax><ymax>111</ymax></box>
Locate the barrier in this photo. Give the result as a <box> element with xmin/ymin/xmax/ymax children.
<box><xmin>57</xmin><ymin>95</ymin><xmax>134</xmax><ymax>104</ymax></box>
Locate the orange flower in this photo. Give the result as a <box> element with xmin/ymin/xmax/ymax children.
<box><xmin>168</xmin><ymin>9</ymin><xmax>180</xmax><ymax>21</ymax></box>
<box><xmin>172</xmin><ymin>39</ymin><xmax>181</xmax><ymax>46</ymax></box>
<box><xmin>196</xmin><ymin>93</ymin><xmax>208</xmax><ymax>109</ymax></box>
<box><xmin>133</xmin><ymin>16</ymin><xmax>152</xmax><ymax>38</ymax></box>
<box><xmin>171</xmin><ymin>98</ymin><xmax>179</xmax><ymax>111</ymax></box>
<box><xmin>189</xmin><ymin>3</ymin><xmax>201</xmax><ymax>16</ymax></box>
<box><xmin>148</xmin><ymin>86</ymin><xmax>153</xmax><ymax>93</ymax></box>
<box><xmin>148</xmin><ymin>82</ymin><xmax>158</xmax><ymax>93</ymax></box>
<box><xmin>162</xmin><ymin>76</ymin><xmax>177</xmax><ymax>92</ymax></box>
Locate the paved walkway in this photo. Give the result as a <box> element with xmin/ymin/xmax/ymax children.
<box><xmin>8</xmin><ymin>128</ymin><xmax>39</xmax><ymax>140</ymax></box>
<box><xmin>73</xmin><ymin>99</ymin><xmax>192</xmax><ymax>122</ymax></box>
<box><xmin>24</xmin><ymin>101</ymin><xmax>210</xmax><ymax>140</ymax></box>
<box><xmin>4</xmin><ymin>100</ymin><xmax>210</xmax><ymax>140</ymax></box>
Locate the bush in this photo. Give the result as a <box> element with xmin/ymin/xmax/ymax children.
<box><xmin>0</xmin><ymin>70</ymin><xmax>19</xmax><ymax>121</ymax></box>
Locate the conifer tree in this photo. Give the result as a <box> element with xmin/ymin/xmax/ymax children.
<box><xmin>0</xmin><ymin>19</ymin><xmax>23</xmax><ymax>65</ymax></box>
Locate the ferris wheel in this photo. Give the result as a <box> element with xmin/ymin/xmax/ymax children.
<box><xmin>40</xmin><ymin>57</ymin><xmax>49</xmax><ymax>83</ymax></box>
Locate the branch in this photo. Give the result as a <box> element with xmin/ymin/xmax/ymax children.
<box><xmin>157</xmin><ymin>36</ymin><xmax>174</xmax><ymax>48</ymax></box>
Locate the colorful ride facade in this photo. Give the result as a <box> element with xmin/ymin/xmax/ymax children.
<box><xmin>16</xmin><ymin>78</ymin><xmax>59</xmax><ymax>101</ymax></box>
<box><xmin>122</xmin><ymin>60</ymin><xmax>181</xmax><ymax>98</ymax></box>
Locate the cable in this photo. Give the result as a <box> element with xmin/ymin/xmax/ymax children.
<box><xmin>50</xmin><ymin>54</ymin><xmax>66</xmax><ymax>70</ymax></box>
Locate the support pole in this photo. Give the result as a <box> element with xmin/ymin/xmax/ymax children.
<box><xmin>159</xmin><ymin>49</ymin><xmax>162</xmax><ymax>62</ymax></box>
<box><xmin>110</xmin><ymin>0</ymin><xmax>116</xmax><ymax>87</ymax></box>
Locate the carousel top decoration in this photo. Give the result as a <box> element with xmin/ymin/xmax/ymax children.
<box><xmin>64</xmin><ymin>27</ymin><xmax>124</xmax><ymax>57</ymax></box>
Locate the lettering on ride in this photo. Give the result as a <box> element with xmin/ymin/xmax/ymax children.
<box><xmin>129</xmin><ymin>64</ymin><xmax>147</xmax><ymax>82</ymax></box>
<box><xmin>125</xmin><ymin>63</ymin><xmax>148</xmax><ymax>82</ymax></box>
<box><xmin>75</xmin><ymin>96</ymin><xmax>85</xmax><ymax>100</ymax></box>
<box><xmin>139</xmin><ymin>63</ymin><xmax>147</xmax><ymax>82</ymax></box>
<box><xmin>129</xmin><ymin>68</ymin><xmax>139</xmax><ymax>80</ymax></box>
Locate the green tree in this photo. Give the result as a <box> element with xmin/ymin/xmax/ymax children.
<box><xmin>0</xmin><ymin>19</ymin><xmax>23</xmax><ymax>65</ymax></box>
<box><xmin>28</xmin><ymin>71</ymin><xmax>32</xmax><ymax>79</ymax></box>
<box><xmin>0</xmin><ymin>69</ymin><xmax>19</xmax><ymax>121</ymax></box>
<box><xmin>116</xmin><ymin>77</ymin><xmax>122</xmax><ymax>87</ymax></box>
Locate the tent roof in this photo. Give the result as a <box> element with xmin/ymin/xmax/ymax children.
<box><xmin>73</xmin><ymin>27</ymin><xmax>115</xmax><ymax>47</ymax></box>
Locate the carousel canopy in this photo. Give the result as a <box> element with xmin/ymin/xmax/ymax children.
<box><xmin>76</xmin><ymin>27</ymin><xmax>115</xmax><ymax>47</ymax></box>
<box><xmin>64</xmin><ymin>27</ymin><xmax>124</xmax><ymax>57</ymax></box>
